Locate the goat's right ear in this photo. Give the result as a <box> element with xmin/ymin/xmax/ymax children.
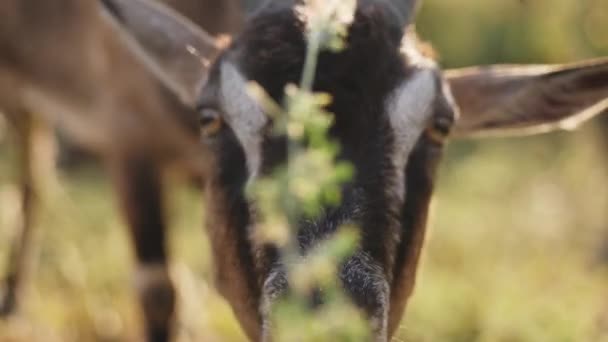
<box><xmin>99</xmin><ymin>0</ymin><xmax>220</xmax><ymax>105</ymax></box>
<box><xmin>446</xmin><ymin>58</ymin><xmax>608</xmax><ymax>138</ymax></box>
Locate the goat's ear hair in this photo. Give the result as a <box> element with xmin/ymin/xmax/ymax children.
<box><xmin>446</xmin><ymin>58</ymin><xmax>608</xmax><ymax>138</ymax></box>
<box><xmin>241</xmin><ymin>0</ymin><xmax>273</xmax><ymax>14</ymax></box>
<box><xmin>99</xmin><ymin>0</ymin><xmax>220</xmax><ymax>105</ymax></box>
<box><xmin>387</xmin><ymin>0</ymin><xmax>422</xmax><ymax>26</ymax></box>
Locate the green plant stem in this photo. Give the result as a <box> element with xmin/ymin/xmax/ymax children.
<box><xmin>280</xmin><ymin>30</ymin><xmax>325</xmax><ymax>293</ymax></box>
<box><xmin>285</xmin><ymin>29</ymin><xmax>322</xmax><ymax>239</ymax></box>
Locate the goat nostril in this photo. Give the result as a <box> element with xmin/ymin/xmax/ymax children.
<box><xmin>308</xmin><ymin>287</ymin><xmax>325</xmax><ymax>310</ymax></box>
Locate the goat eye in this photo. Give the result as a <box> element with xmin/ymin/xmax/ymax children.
<box><xmin>426</xmin><ymin>111</ymin><xmax>454</xmax><ymax>144</ymax></box>
<box><xmin>199</xmin><ymin>109</ymin><xmax>224</xmax><ymax>137</ymax></box>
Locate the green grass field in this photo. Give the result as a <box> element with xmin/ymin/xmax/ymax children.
<box><xmin>1</xmin><ymin>122</ymin><xmax>607</xmax><ymax>341</ymax></box>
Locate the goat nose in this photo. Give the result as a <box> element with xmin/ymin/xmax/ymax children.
<box><xmin>308</xmin><ymin>287</ymin><xmax>325</xmax><ymax>310</ymax></box>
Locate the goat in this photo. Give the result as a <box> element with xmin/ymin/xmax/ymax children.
<box><xmin>55</xmin><ymin>0</ymin><xmax>245</xmax><ymax>168</ymax></box>
<box><xmin>102</xmin><ymin>0</ymin><xmax>608</xmax><ymax>341</ymax></box>
<box><xmin>0</xmin><ymin>0</ymin><xmax>248</xmax><ymax>340</ymax></box>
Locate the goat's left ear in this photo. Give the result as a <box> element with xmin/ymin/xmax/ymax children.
<box><xmin>446</xmin><ymin>58</ymin><xmax>608</xmax><ymax>138</ymax></box>
<box><xmin>99</xmin><ymin>0</ymin><xmax>220</xmax><ymax>106</ymax></box>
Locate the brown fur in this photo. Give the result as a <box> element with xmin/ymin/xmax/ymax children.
<box><xmin>0</xmin><ymin>0</ymin><xmax>240</xmax><ymax>340</ymax></box>
<box><xmin>0</xmin><ymin>108</ymin><xmax>36</xmax><ymax>316</ymax></box>
<box><xmin>387</xmin><ymin>133</ymin><xmax>446</xmax><ymax>335</ymax></box>
<box><xmin>447</xmin><ymin>59</ymin><xmax>608</xmax><ymax>137</ymax></box>
<box><xmin>204</xmin><ymin>179</ymin><xmax>263</xmax><ymax>341</ymax></box>
<box><xmin>163</xmin><ymin>0</ymin><xmax>243</xmax><ymax>36</ymax></box>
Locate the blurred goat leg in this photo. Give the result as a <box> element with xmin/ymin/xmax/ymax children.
<box><xmin>0</xmin><ymin>109</ymin><xmax>37</xmax><ymax>317</ymax></box>
<box><xmin>108</xmin><ymin>155</ymin><xmax>175</xmax><ymax>342</ymax></box>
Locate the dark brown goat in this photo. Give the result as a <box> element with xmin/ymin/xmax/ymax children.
<box><xmin>102</xmin><ymin>0</ymin><xmax>608</xmax><ymax>341</ymax></box>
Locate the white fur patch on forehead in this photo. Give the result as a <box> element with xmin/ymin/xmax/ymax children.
<box><xmin>219</xmin><ymin>62</ymin><xmax>267</xmax><ymax>178</ymax></box>
<box><xmin>387</xmin><ymin>68</ymin><xmax>436</xmax><ymax>200</ymax></box>
<box><xmin>401</xmin><ymin>31</ymin><xmax>436</xmax><ymax>69</ymax></box>
<box><xmin>294</xmin><ymin>1</ymin><xmax>355</xmax><ymax>33</ymax></box>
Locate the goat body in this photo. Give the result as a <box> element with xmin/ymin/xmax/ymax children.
<box><xmin>0</xmin><ymin>0</ymin><xmax>242</xmax><ymax>340</ymax></box>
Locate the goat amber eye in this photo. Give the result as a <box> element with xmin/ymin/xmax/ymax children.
<box><xmin>426</xmin><ymin>113</ymin><xmax>454</xmax><ymax>144</ymax></box>
<box><xmin>199</xmin><ymin>109</ymin><xmax>223</xmax><ymax>137</ymax></box>
<box><xmin>426</xmin><ymin>125</ymin><xmax>447</xmax><ymax>144</ymax></box>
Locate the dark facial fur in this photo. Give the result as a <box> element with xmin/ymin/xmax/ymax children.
<box><xmin>199</xmin><ymin>3</ymin><xmax>436</xmax><ymax>339</ymax></box>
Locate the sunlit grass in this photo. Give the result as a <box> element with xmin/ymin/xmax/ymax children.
<box><xmin>0</xmin><ymin>148</ymin><xmax>248</xmax><ymax>341</ymax></box>
<box><xmin>402</xmin><ymin>125</ymin><xmax>608</xmax><ymax>342</ymax></box>
<box><xmin>1</xmin><ymin>124</ymin><xmax>607</xmax><ymax>341</ymax></box>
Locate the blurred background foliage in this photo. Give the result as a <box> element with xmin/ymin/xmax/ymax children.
<box><xmin>0</xmin><ymin>0</ymin><xmax>607</xmax><ymax>341</ymax></box>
